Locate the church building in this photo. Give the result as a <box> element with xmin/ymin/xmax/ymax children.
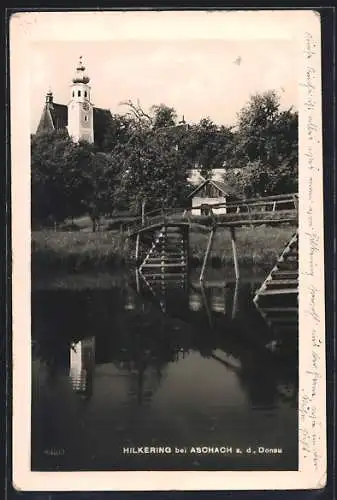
<box><xmin>36</xmin><ymin>57</ymin><xmax>112</xmax><ymax>148</ymax></box>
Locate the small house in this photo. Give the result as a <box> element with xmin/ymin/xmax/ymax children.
<box><xmin>187</xmin><ymin>178</ymin><xmax>239</xmax><ymax>215</ymax></box>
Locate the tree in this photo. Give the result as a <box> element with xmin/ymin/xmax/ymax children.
<box><xmin>31</xmin><ymin>92</ymin><xmax>298</xmax><ymax>229</ymax></box>
<box><xmin>31</xmin><ymin>131</ymin><xmax>120</xmax><ymax>230</ymax></box>
<box><xmin>118</xmin><ymin>126</ymin><xmax>191</xmax><ymax>215</ymax></box>
<box><xmin>101</xmin><ymin>113</ymin><xmax>135</xmax><ymax>152</ymax></box>
<box><xmin>177</xmin><ymin>118</ymin><xmax>234</xmax><ymax>179</ymax></box>
<box><xmin>227</xmin><ymin>91</ymin><xmax>298</xmax><ymax>196</ymax></box>
<box><xmin>112</xmin><ymin>101</ymin><xmax>191</xmax><ymax>214</ymax></box>
<box><xmin>272</xmin><ymin>109</ymin><xmax>298</xmax><ymax>193</ymax></box>
<box><xmin>225</xmin><ymin>161</ymin><xmax>271</xmax><ymax>198</ymax></box>
<box><xmin>119</xmin><ymin>99</ymin><xmax>153</xmax><ymax>129</ymax></box>
<box><xmin>151</xmin><ymin>104</ymin><xmax>177</xmax><ymax>129</ymax></box>
<box><xmin>31</xmin><ymin>130</ymin><xmax>77</xmax><ymax>226</ymax></box>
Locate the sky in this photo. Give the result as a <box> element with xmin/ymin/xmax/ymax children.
<box><xmin>29</xmin><ymin>20</ymin><xmax>299</xmax><ymax>133</ymax></box>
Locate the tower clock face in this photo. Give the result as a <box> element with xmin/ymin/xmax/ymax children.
<box><xmin>82</xmin><ymin>102</ymin><xmax>90</xmax><ymax>111</ymax></box>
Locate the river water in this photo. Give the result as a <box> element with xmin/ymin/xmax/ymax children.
<box><xmin>31</xmin><ymin>269</ymin><xmax>298</xmax><ymax>471</ymax></box>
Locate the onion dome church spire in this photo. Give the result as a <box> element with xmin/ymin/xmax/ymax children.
<box><xmin>72</xmin><ymin>56</ymin><xmax>90</xmax><ymax>85</ymax></box>
<box><xmin>68</xmin><ymin>56</ymin><xmax>94</xmax><ymax>143</ymax></box>
<box><xmin>36</xmin><ymin>56</ymin><xmax>114</xmax><ymax>148</ymax></box>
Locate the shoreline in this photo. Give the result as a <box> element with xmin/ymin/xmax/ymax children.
<box><xmin>32</xmin><ymin>225</ymin><xmax>296</xmax><ymax>277</ymax></box>
<box><xmin>31</xmin><ymin>267</ymin><xmax>267</xmax><ymax>291</ymax></box>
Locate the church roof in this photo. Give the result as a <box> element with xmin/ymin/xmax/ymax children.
<box><xmin>36</xmin><ymin>101</ymin><xmax>112</xmax><ymax>148</ymax></box>
<box><xmin>92</xmin><ymin>107</ymin><xmax>113</xmax><ymax>148</ymax></box>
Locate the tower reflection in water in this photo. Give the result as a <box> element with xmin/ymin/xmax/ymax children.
<box><xmin>69</xmin><ymin>337</ymin><xmax>95</xmax><ymax>400</ymax></box>
<box><xmin>31</xmin><ymin>269</ymin><xmax>299</xmax><ymax>472</ymax></box>
<box><xmin>33</xmin><ymin>270</ymin><xmax>298</xmax><ymax>408</ymax></box>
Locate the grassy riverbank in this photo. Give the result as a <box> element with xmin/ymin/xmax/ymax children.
<box><xmin>189</xmin><ymin>225</ymin><xmax>296</xmax><ymax>268</ymax></box>
<box><xmin>32</xmin><ymin>230</ymin><xmax>130</xmax><ymax>271</ymax></box>
<box><xmin>32</xmin><ymin>225</ymin><xmax>296</xmax><ymax>274</ymax></box>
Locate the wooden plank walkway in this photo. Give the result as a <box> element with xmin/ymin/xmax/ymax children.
<box><xmin>127</xmin><ymin>193</ymin><xmax>298</xmax><ymax>237</ymax></box>
<box><xmin>254</xmin><ymin>230</ymin><xmax>299</xmax><ymax>304</ymax></box>
<box><xmin>139</xmin><ymin>224</ymin><xmax>189</xmax><ymax>276</ymax></box>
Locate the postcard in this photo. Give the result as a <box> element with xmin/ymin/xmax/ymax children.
<box><xmin>11</xmin><ymin>9</ymin><xmax>326</xmax><ymax>491</ymax></box>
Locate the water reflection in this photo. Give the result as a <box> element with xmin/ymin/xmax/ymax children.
<box><xmin>69</xmin><ymin>337</ymin><xmax>95</xmax><ymax>400</ymax></box>
<box><xmin>135</xmin><ymin>269</ymin><xmax>296</xmax><ymax>347</ymax></box>
<box><xmin>31</xmin><ymin>272</ymin><xmax>298</xmax><ymax>471</ymax></box>
<box><xmin>135</xmin><ymin>270</ymin><xmax>298</xmax><ymax>404</ymax></box>
<box><xmin>254</xmin><ymin>290</ymin><xmax>298</xmax><ymax>352</ymax></box>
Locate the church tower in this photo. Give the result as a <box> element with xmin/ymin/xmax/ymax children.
<box><xmin>67</xmin><ymin>56</ymin><xmax>94</xmax><ymax>143</ymax></box>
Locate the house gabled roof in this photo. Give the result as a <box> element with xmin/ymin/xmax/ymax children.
<box><xmin>187</xmin><ymin>178</ymin><xmax>237</xmax><ymax>199</ymax></box>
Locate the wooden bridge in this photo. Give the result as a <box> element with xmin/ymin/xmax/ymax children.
<box><xmin>127</xmin><ymin>192</ymin><xmax>298</xmax><ymax>289</ymax></box>
<box><xmin>127</xmin><ymin>192</ymin><xmax>298</xmax><ymax>236</ymax></box>
<box><xmin>127</xmin><ymin>193</ymin><xmax>298</xmax><ymax>303</ymax></box>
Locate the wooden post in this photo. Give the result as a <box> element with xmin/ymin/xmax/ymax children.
<box><xmin>141</xmin><ymin>199</ymin><xmax>146</xmax><ymax>225</ymax></box>
<box><xmin>200</xmin><ymin>227</ymin><xmax>216</xmax><ymax>282</ymax></box>
<box><xmin>161</xmin><ymin>224</ymin><xmax>166</xmax><ymax>275</ymax></box>
<box><xmin>161</xmin><ymin>233</ymin><xmax>166</xmax><ymax>308</ymax></box>
<box><xmin>232</xmin><ymin>279</ymin><xmax>239</xmax><ymax>319</ymax></box>
<box><xmin>135</xmin><ymin>233</ymin><xmax>140</xmax><ymax>266</ymax></box>
<box><xmin>200</xmin><ymin>282</ymin><xmax>213</xmax><ymax>328</ymax></box>
<box><xmin>230</xmin><ymin>226</ymin><xmax>240</xmax><ymax>280</ymax></box>
<box><xmin>135</xmin><ymin>269</ymin><xmax>141</xmax><ymax>293</ymax></box>
<box><xmin>180</xmin><ymin>225</ymin><xmax>189</xmax><ymax>273</ymax></box>
<box><xmin>293</xmin><ymin>194</ymin><xmax>298</xmax><ymax>212</ymax></box>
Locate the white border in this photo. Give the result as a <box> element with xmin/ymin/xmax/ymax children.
<box><xmin>11</xmin><ymin>10</ymin><xmax>326</xmax><ymax>491</ymax></box>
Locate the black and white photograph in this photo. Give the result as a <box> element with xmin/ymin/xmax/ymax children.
<box><xmin>11</xmin><ymin>10</ymin><xmax>326</xmax><ymax>491</ymax></box>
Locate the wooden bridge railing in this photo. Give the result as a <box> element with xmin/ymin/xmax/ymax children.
<box><xmin>126</xmin><ymin>193</ymin><xmax>298</xmax><ymax>235</ymax></box>
<box><xmin>195</xmin><ymin>193</ymin><xmax>298</xmax><ymax>213</ymax></box>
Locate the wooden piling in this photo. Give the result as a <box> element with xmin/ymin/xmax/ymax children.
<box><xmin>230</xmin><ymin>226</ymin><xmax>240</xmax><ymax>280</ymax></box>
<box><xmin>200</xmin><ymin>227</ymin><xmax>216</xmax><ymax>282</ymax></box>
<box><xmin>135</xmin><ymin>269</ymin><xmax>141</xmax><ymax>294</ymax></box>
<box><xmin>293</xmin><ymin>194</ymin><xmax>298</xmax><ymax>211</ymax></box>
<box><xmin>232</xmin><ymin>279</ymin><xmax>239</xmax><ymax>319</ymax></box>
<box><xmin>200</xmin><ymin>283</ymin><xmax>213</xmax><ymax>327</ymax></box>
<box><xmin>141</xmin><ymin>199</ymin><xmax>146</xmax><ymax>225</ymax></box>
<box><xmin>182</xmin><ymin>225</ymin><xmax>189</xmax><ymax>273</ymax></box>
<box><xmin>161</xmin><ymin>225</ymin><xmax>167</xmax><ymax>274</ymax></box>
<box><xmin>135</xmin><ymin>233</ymin><xmax>140</xmax><ymax>265</ymax></box>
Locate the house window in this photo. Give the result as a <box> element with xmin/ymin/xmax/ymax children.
<box><xmin>84</xmin><ymin>91</ymin><xmax>87</xmax><ymax>98</ymax></box>
<box><xmin>72</xmin><ymin>91</ymin><xmax>74</xmax><ymax>97</ymax></box>
<box><xmin>84</xmin><ymin>115</ymin><xmax>88</xmax><ymax>121</ymax></box>
<box><xmin>78</xmin><ymin>90</ymin><xmax>81</xmax><ymax>97</ymax></box>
